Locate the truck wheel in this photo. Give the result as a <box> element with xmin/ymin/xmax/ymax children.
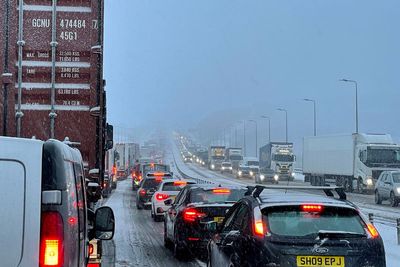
<box><xmin>375</xmin><ymin>190</ymin><xmax>382</xmax><ymax>204</ymax></box>
<box><xmin>310</xmin><ymin>176</ymin><xmax>315</xmax><ymax>186</ymax></box>
<box><xmin>390</xmin><ymin>192</ymin><xmax>398</xmax><ymax>207</ymax></box>
<box><xmin>357</xmin><ymin>178</ymin><xmax>364</xmax><ymax>194</ymax></box>
<box><xmin>344</xmin><ymin>178</ymin><xmax>353</xmax><ymax>192</ymax></box>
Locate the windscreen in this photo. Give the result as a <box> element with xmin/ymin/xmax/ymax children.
<box><xmin>263</xmin><ymin>206</ymin><xmax>366</xmax><ymax>238</ymax></box>
<box><xmin>229</xmin><ymin>155</ymin><xmax>243</xmax><ymax>161</ymax></box>
<box><xmin>190</xmin><ymin>188</ymin><xmax>245</xmax><ymax>203</ymax></box>
<box><xmin>392</xmin><ymin>173</ymin><xmax>400</xmax><ymax>183</ymax></box>
<box><xmin>142</xmin><ymin>179</ymin><xmax>162</xmax><ymax>189</ymax></box>
<box><xmin>222</xmin><ymin>163</ymin><xmax>232</xmax><ymax>167</ymax></box>
<box><xmin>162</xmin><ymin>182</ymin><xmax>192</xmax><ymax>191</ymax></box>
<box><xmin>273</xmin><ymin>154</ymin><xmax>294</xmax><ymax>162</ymax></box>
<box><xmin>367</xmin><ymin>148</ymin><xmax>400</xmax><ymax>165</ymax></box>
<box><xmin>247</xmin><ymin>161</ymin><xmax>259</xmax><ymax>166</ymax></box>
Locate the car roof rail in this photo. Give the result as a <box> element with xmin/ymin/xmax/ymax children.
<box><xmin>246</xmin><ymin>185</ymin><xmax>347</xmax><ymax>200</ymax></box>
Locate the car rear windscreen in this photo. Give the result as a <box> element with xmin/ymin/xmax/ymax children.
<box><xmin>142</xmin><ymin>179</ymin><xmax>162</xmax><ymax>189</ymax></box>
<box><xmin>162</xmin><ymin>182</ymin><xmax>192</xmax><ymax>191</ymax></box>
<box><xmin>190</xmin><ymin>188</ymin><xmax>245</xmax><ymax>203</ymax></box>
<box><xmin>263</xmin><ymin>206</ymin><xmax>366</xmax><ymax>238</ymax></box>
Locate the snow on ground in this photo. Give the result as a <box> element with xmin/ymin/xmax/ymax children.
<box><xmin>375</xmin><ymin>223</ymin><xmax>400</xmax><ymax>267</ymax></box>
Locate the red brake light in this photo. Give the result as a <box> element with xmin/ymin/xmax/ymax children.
<box><xmin>139</xmin><ymin>189</ymin><xmax>146</xmax><ymax>196</ymax></box>
<box><xmin>155</xmin><ymin>193</ymin><xmax>169</xmax><ymax>201</ymax></box>
<box><xmin>367</xmin><ymin>223</ymin><xmax>379</xmax><ymax>238</ymax></box>
<box><xmin>40</xmin><ymin>212</ymin><xmax>64</xmax><ymax>267</ymax></box>
<box><xmin>212</xmin><ymin>188</ymin><xmax>231</xmax><ymax>194</ymax></box>
<box><xmin>174</xmin><ymin>181</ymin><xmax>187</xmax><ymax>186</ymax></box>
<box><xmin>301</xmin><ymin>204</ymin><xmax>323</xmax><ymax>212</ymax></box>
<box><xmin>88</xmin><ymin>243</ymin><xmax>94</xmax><ymax>255</ymax></box>
<box><xmin>183</xmin><ymin>208</ymin><xmax>206</xmax><ymax>222</ymax></box>
<box><xmin>254</xmin><ymin>220</ymin><xmax>266</xmax><ymax>236</ymax></box>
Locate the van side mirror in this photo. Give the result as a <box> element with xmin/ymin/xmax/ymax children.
<box><xmin>95</xmin><ymin>206</ymin><xmax>115</xmax><ymax>240</ymax></box>
<box><xmin>105</xmin><ymin>124</ymin><xmax>114</xmax><ymax>150</ymax></box>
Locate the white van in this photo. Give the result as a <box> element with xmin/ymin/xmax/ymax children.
<box><xmin>0</xmin><ymin>137</ymin><xmax>115</xmax><ymax>267</ymax></box>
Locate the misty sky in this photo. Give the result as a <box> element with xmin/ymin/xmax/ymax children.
<box><xmin>104</xmin><ymin>0</ymin><xmax>400</xmax><ymax>153</ymax></box>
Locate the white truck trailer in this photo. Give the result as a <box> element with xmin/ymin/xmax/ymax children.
<box><xmin>303</xmin><ymin>133</ymin><xmax>400</xmax><ymax>193</ymax></box>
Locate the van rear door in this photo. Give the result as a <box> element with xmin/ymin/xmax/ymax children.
<box><xmin>0</xmin><ymin>137</ymin><xmax>43</xmax><ymax>266</ymax></box>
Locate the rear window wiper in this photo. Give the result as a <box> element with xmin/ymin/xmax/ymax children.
<box><xmin>317</xmin><ymin>231</ymin><xmax>367</xmax><ymax>239</ymax></box>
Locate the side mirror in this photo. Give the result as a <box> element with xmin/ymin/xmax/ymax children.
<box><xmin>95</xmin><ymin>206</ymin><xmax>115</xmax><ymax>240</ymax></box>
<box><xmin>164</xmin><ymin>199</ymin><xmax>173</xmax><ymax>205</ymax></box>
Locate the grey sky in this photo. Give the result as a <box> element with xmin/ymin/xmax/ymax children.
<box><xmin>104</xmin><ymin>0</ymin><xmax>400</xmax><ymax>150</ymax></box>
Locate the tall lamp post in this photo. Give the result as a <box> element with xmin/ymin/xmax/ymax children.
<box><xmin>339</xmin><ymin>79</ymin><xmax>359</xmax><ymax>133</ymax></box>
<box><xmin>248</xmin><ymin>120</ymin><xmax>258</xmax><ymax>157</ymax></box>
<box><xmin>243</xmin><ymin>120</ymin><xmax>246</xmax><ymax>156</ymax></box>
<box><xmin>303</xmin><ymin>98</ymin><xmax>317</xmax><ymax>136</ymax></box>
<box><xmin>261</xmin><ymin>115</ymin><xmax>271</xmax><ymax>143</ymax></box>
<box><xmin>277</xmin><ymin>108</ymin><xmax>288</xmax><ymax>142</ymax></box>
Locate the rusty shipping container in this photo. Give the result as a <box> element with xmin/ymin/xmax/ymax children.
<box><xmin>0</xmin><ymin>0</ymin><xmax>107</xmax><ymax>179</ymax></box>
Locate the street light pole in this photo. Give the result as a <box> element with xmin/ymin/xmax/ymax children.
<box><xmin>243</xmin><ymin>120</ymin><xmax>246</xmax><ymax>157</ymax></box>
<box><xmin>340</xmin><ymin>79</ymin><xmax>359</xmax><ymax>134</ymax></box>
<box><xmin>303</xmin><ymin>99</ymin><xmax>317</xmax><ymax>136</ymax></box>
<box><xmin>261</xmin><ymin>115</ymin><xmax>271</xmax><ymax>143</ymax></box>
<box><xmin>277</xmin><ymin>108</ymin><xmax>288</xmax><ymax>142</ymax></box>
<box><xmin>249</xmin><ymin>120</ymin><xmax>258</xmax><ymax>157</ymax></box>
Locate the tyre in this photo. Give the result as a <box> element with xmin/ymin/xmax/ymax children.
<box><xmin>390</xmin><ymin>192</ymin><xmax>398</xmax><ymax>207</ymax></box>
<box><xmin>173</xmin><ymin>231</ymin><xmax>187</xmax><ymax>260</ymax></box>
<box><xmin>375</xmin><ymin>190</ymin><xmax>382</xmax><ymax>204</ymax></box>
<box><xmin>357</xmin><ymin>178</ymin><xmax>364</xmax><ymax>194</ymax></box>
<box><xmin>164</xmin><ymin>223</ymin><xmax>173</xmax><ymax>249</ymax></box>
<box><xmin>344</xmin><ymin>178</ymin><xmax>353</xmax><ymax>192</ymax></box>
<box><xmin>136</xmin><ymin>202</ymin><xmax>143</xmax><ymax>210</ymax></box>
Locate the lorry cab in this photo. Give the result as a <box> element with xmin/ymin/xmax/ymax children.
<box><xmin>0</xmin><ymin>137</ymin><xmax>115</xmax><ymax>267</ymax></box>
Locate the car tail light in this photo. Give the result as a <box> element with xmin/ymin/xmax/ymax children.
<box><xmin>155</xmin><ymin>193</ymin><xmax>169</xmax><ymax>201</ymax></box>
<box><xmin>183</xmin><ymin>208</ymin><xmax>206</xmax><ymax>222</ymax></box>
<box><xmin>301</xmin><ymin>204</ymin><xmax>323</xmax><ymax>212</ymax></box>
<box><xmin>212</xmin><ymin>188</ymin><xmax>231</xmax><ymax>194</ymax></box>
<box><xmin>174</xmin><ymin>181</ymin><xmax>187</xmax><ymax>186</ymax></box>
<box><xmin>103</xmin><ymin>183</ymin><xmax>106</xmax><ymax>188</ymax></box>
<box><xmin>366</xmin><ymin>223</ymin><xmax>379</xmax><ymax>238</ymax></box>
<box><xmin>139</xmin><ymin>189</ymin><xmax>146</xmax><ymax>196</ymax></box>
<box><xmin>40</xmin><ymin>211</ymin><xmax>64</xmax><ymax>267</ymax></box>
<box><xmin>139</xmin><ymin>175</ymin><xmax>142</xmax><ymax>181</ymax></box>
<box><xmin>87</xmin><ymin>264</ymin><xmax>100</xmax><ymax>267</ymax></box>
<box><xmin>254</xmin><ymin>220</ymin><xmax>266</xmax><ymax>236</ymax></box>
<box><xmin>88</xmin><ymin>243</ymin><xmax>94</xmax><ymax>255</ymax></box>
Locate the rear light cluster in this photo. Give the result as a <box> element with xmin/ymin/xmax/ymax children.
<box><xmin>139</xmin><ymin>189</ymin><xmax>146</xmax><ymax>196</ymax></box>
<box><xmin>183</xmin><ymin>208</ymin><xmax>206</xmax><ymax>222</ymax></box>
<box><xmin>40</xmin><ymin>212</ymin><xmax>64</xmax><ymax>267</ymax></box>
<box><xmin>155</xmin><ymin>193</ymin><xmax>169</xmax><ymax>201</ymax></box>
<box><xmin>253</xmin><ymin>207</ymin><xmax>269</xmax><ymax>237</ymax></box>
<box><xmin>366</xmin><ymin>223</ymin><xmax>379</xmax><ymax>238</ymax></box>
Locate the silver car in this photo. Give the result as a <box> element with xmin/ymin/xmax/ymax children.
<box><xmin>375</xmin><ymin>171</ymin><xmax>400</xmax><ymax>207</ymax></box>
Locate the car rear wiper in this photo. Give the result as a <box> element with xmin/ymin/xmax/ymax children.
<box><xmin>317</xmin><ymin>231</ymin><xmax>367</xmax><ymax>239</ymax></box>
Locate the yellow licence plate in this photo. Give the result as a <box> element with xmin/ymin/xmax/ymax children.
<box><xmin>297</xmin><ymin>256</ymin><xmax>345</xmax><ymax>267</ymax></box>
<box><xmin>214</xmin><ymin>217</ymin><xmax>224</xmax><ymax>223</ymax></box>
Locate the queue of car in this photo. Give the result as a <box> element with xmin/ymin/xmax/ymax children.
<box><xmin>134</xmin><ymin>153</ymin><xmax>386</xmax><ymax>266</ymax></box>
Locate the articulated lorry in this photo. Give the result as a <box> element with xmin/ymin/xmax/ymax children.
<box><xmin>303</xmin><ymin>133</ymin><xmax>400</xmax><ymax>193</ymax></box>
<box><xmin>259</xmin><ymin>142</ymin><xmax>295</xmax><ymax>181</ymax></box>
<box><xmin>226</xmin><ymin>147</ymin><xmax>243</xmax><ymax>170</ymax></box>
<box><xmin>208</xmin><ymin>145</ymin><xmax>226</xmax><ymax>170</ymax></box>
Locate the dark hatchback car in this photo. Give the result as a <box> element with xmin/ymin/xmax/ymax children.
<box><xmin>208</xmin><ymin>185</ymin><xmax>385</xmax><ymax>267</ymax></box>
<box><xmin>163</xmin><ymin>184</ymin><xmax>247</xmax><ymax>259</ymax></box>
<box><xmin>136</xmin><ymin>172</ymin><xmax>173</xmax><ymax>209</ymax></box>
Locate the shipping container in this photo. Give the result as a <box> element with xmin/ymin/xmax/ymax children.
<box><xmin>0</xmin><ymin>0</ymin><xmax>108</xmax><ymax>181</ymax></box>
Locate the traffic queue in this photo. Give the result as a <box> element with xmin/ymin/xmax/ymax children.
<box><xmin>132</xmin><ymin>155</ymin><xmax>387</xmax><ymax>266</ymax></box>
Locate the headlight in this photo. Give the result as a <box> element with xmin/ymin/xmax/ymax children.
<box><xmin>366</xmin><ymin>178</ymin><xmax>373</xmax><ymax>186</ymax></box>
<box><xmin>211</xmin><ymin>164</ymin><xmax>215</xmax><ymax>169</ymax></box>
<box><xmin>291</xmin><ymin>172</ymin><xmax>295</xmax><ymax>177</ymax></box>
<box><xmin>238</xmin><ymin>171</ymin><xmax>242</xmax><ymax>176</ymax></box>
<box><xmin>274</xmin><ymin>174</ymin><xmax>279</xmax><ymax>181</ymax></box>
<box><xmin>229</xmin><ymin>167</ymin><xmax>233</xmax><ymax>170</ymax></box>
<box><xmin>250</xmin><ymin>171</ymin><xmax>254</xmax><ymax>176</ymax></box>
<box><xmin>260</xmin><ymin>174</ymin><xmax>265</xmax><ymax>181</ymax></box>
<box><xmin>222</xmin><ymin>167</ymin><xmax>225</xmax><ymax>170</ymax></box>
